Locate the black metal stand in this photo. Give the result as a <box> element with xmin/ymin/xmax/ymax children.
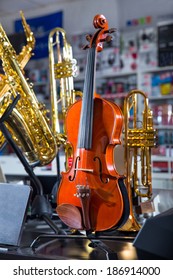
<box><xmin>50</xmin><ymin>151</ymin><xmax>62</xmax><ymax>204</ymax></box>
<box><xmin>0</xmin><ymin>95</ymin><xmax>64</xmax><ymax>234</ymax></box>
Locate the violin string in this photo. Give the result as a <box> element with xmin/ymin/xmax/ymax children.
<box><xmin>78</xmin><ymin>48</ymin><xmax>90</xmax><ymax>148</ymax></box>
<box><xmin>86</xmin><ymin>47</ymin><xmax>96</xmax><ymax>149</ymax></box>
<box><xmin>78</xmin><ymin>47</ymin><xmax>96</xmax><ymax>149</ymax></box>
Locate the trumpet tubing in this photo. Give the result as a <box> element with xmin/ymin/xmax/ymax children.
<box><xmin>48</xmin><ymin>27</ymin><xmax>82</xmax><ymax>169</ymax></box>
<box><xmin>48</xmin><ymin>27</ymin><xmax>78</xmax><ymax>137</ymax></box>
<box><xmin>121</xmin><ymin>89</ymin><xmax>157</xmax><ymax>231</ymax></box>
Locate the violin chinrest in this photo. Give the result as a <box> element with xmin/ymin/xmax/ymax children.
<box><xmin>56</xmin><ymin>203</ymin><xmax>83</xmax><ymax>230</ymax></box>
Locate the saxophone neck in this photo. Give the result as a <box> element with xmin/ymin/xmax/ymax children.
<box><xmin>17</xmin><ymin>11</ymin><xmax>35</xmax><ymax>68</ymax></box>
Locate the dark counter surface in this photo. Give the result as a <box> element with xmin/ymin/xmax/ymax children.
<box><xmin>0</xmin><ymin>217</ymin><xmax>138</xmax><ymax>260</ymax></box>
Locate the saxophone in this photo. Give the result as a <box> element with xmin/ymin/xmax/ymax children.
<box><xmin>0</xmin><ymin>12</ymin><xmax>57</xmax><ymax>166</ymax></box>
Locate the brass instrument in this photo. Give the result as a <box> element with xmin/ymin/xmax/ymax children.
<box><xmin>48</xmin><ymin>27</ymin><xmax>81</xmax><ymax>167</ymax></box>
<box><xmin>0</xmin><ymin>10</ymin><xmax>35</xmax><ymax>148</ymax></box>
<box><xmin>17</xmin><ymin>11</ymin><xmax>35</xmax><ymax>69</ymax></box>
<box><xmin>121</xmin><ymin>89</ymin><xmax>157</xmax><ymax>231</ymax></box>
<box><xmin>0</xmin><ymin>12</ymin><xmax>57</xmax><ymax>166</ymax></box>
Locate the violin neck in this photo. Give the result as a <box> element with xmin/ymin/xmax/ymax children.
<box><xmin>77</xmin><ymin>47</ymin><xmax>96</xmax><ymax>149</ymax></box>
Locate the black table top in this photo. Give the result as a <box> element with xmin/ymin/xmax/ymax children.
<box><xmin>0</xmin><ymin>218</ymin><xmax>138</xmax><ymax>260</ymax></box>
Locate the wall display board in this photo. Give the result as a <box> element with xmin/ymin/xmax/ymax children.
<box><xmin>158</xmin><ymin>21</ymin><xmax>173</xmax><ymax>67</ymax></box>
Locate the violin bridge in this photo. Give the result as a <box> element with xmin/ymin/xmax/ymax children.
<box><xmin>74</xmin><ymin>168</ymin><xmax>94</xmax><ymax>173</ymax></box>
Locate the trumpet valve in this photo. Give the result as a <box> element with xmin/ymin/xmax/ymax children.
<box><xmin>54</xmin><ymin>59</ymin><xmax>77</xmax><ymax>79</ymax></box>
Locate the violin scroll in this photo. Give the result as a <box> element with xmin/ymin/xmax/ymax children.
<box><xmin>83</xmin><ymin>14</ymin><xmax>116</xmax><ymax>52</ymax></box>
<box><xmin>93</xmin><ymin>14</ymin><xmax>108</xmax><ymax>29</ymax></box>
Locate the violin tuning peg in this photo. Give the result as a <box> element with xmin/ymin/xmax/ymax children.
<box><xmin>83</xmin><ymin>35</ymin><xmax>92</xmax><ymax>49</ymax></box>
<box><xmin>83</xmin><ymin>44</ymin><xmax>90</xmax><ymax>50</ymax></box>
<box><xmin>86</xmin><ymin>34</ymin><xmax>92</xmax><ymax>42</ymax></box>
<box><xmin>108</xmin><ymin>28</ymin><xmax>116</xmax><ymax>34</ymax></box>
<box><xmin>105</xmin><ymin>35</ymin><xmax>113</xmax><ymax>43</ymax></box>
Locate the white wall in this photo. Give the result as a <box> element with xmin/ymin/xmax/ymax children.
<box><xmin>119</xmin><ymin>0</ymin><xmax>173</xmax><ymax>30</ymax></box>
<box><xmin>0</xmin><ymin>0</ymin><xmax>120</xmax><ymax>36</ymax></box>
<box><xmin>1</xmin><ymin>0</ymin><xmax>173</xmax><ymax>36</ymax></box>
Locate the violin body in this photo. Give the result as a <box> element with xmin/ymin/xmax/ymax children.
<box><xmin>56</xmin><ymin>14</ymin><xmax>129</xmax><ymax>233</ymax></box>
<box><xmin>57</xmin><ymin>97</ymin><xmax>127</xmax><ymax>231</ymax></box>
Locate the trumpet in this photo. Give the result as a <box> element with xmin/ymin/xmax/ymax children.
<box><xmin>48</xmin><ymin>27</ymin><xmax>81</xmax><ymax>168</ymax></box>
<box><xmin>120</xmin><ymin>89</ymin><xmax>157</xmax><ymax>231</ymax></box>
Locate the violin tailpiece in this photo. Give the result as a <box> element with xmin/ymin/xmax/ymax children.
<box><xmin>76</xmin><ymin>185</ymin><xmax>91</xmax><ymax>231</ymax></box>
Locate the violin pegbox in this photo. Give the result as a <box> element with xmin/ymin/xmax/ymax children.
<box><xmin>83</xmin><ymin>14</ymin><xmax>116</xmax><ymax>52</ymax></box>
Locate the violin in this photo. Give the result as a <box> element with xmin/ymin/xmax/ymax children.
<box><xmin>56</xmin><ymin>14</ymin><xmax>129</xmax><ymax>233</ymax></box>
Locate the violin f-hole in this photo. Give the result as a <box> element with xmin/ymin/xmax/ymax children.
<box><xmin>69</xmin><ymin>156</ymin><xmax>80</xmax><ymax>181</ymax></box>
<box><xmin>94</xmin><ymin>156</ymin><xmax>109</xmax><ymax>184</ymax></box>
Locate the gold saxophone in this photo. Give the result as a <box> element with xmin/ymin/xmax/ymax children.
<box><xmin>48</xmin><ymin>27</ymin><xmax>81</xmax><ymax>168</ymax></box>
<box><xmin>120</xmin><ymin>89</ymin><xmax>157</xmax><ymax>231</ymax></box>
<box><xmin>0</xmin><ymin>12</ymin><xmax>57</xmax><ymax>166</ymax></box>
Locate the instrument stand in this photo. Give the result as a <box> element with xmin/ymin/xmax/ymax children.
<box><xmin>0</xmin><ymin>95</ymin><xmax>65</xmax><ymax>235</ymax></box>
<box><xmin>50</xmin><ymin>151</ymin><xmax>62</xmax><ymax>204</ymax></box>
<box><xmin>30</xmin><ymin>233</ymin><xmax>118</xmax><ymax>260</ymax></box>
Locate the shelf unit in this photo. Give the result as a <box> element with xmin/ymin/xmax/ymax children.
<box><xmin>75</xmin><ymin>69</ymin><xmax>137</xmax><ymax>89</ymax></box>
<box><xmin>137</xmin><ymin>66</ymin><xmax>173</xmax><ymax>187</ymax></box>
<box><xmin>75</xmin><ymin>64</ymin><xmax>173</xmax><ymax>189</ymax></box>
<box><xmin>27</xmin><ymin>59</ymin><xmax>173</xmax><ymax>186</ymax></box>
<box><xmin>75</xmin><ymin>65</ymin><xmax>173</xmax><ymax>94</ymax></box>
<box><xmin>3</xmin><ymin>28</ymin><xmax>173</xmax><ymax>188</ymax></box>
